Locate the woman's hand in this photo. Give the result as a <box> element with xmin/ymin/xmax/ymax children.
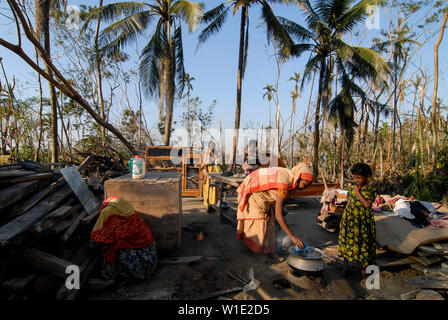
<box><xmin>290</xmin><ymin>235</ymin><xmax>304</xmax><ymax>249</ymax></box>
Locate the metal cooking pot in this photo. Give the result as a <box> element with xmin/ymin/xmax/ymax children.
<box><xmin>286</xmin><ymin>247</ymin><xmax>327</xmax><ymax>273</ymax></box>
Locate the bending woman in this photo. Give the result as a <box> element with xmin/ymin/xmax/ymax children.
<box><xmin>236</xmin><ymin>163</ymin><xmax>315</xmax><ymax>254</ymax></box>
<box><xmin>91</xmin><ymin>196</ymin><xmax>157</xmax><ymax>280</ymax></box>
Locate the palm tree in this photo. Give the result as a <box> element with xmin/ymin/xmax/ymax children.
<box><xmin>198</xmin><ymin>0</ymin><xmax>295</xmax><ymax>170</ymax></box>
<box><xmin>288</xmin><ymin>72</ymin><xmax>301</xmax><ymax>165</ymax></box>
<box><xmin>262</xmin><ymin>84</ymin><xmax>276</xmax><ymax>127</ymax></box>
<box><xmin>182</xmin><ymin>72</ymin><xmax>195</xmax><ymax>146</ymax></box>
<box><xmin>84</xmin><ymin>1</ymin><xmax>204</xmax><ymax>146</ymax></box>
<box><xmin>278</xmin><ymin>0</ymin><xmax>389</xmax><ymax>175</ymax></box>
<box><xmin>34</xmin><ymin>0</ymin><xmax>67</xmax><ymax>163</ymax></box>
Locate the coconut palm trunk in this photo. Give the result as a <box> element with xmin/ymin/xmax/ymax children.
<box><xmin>35</xmin><ymin>0</ymin><xmax>58</xmax><ymax>164</ymax></box>
<box><xmin>312</xmin><ymin>60</ymin><xmax>326</xmax><ymax>176</ymax></box>
<box><xmin>94</xmin><ymin>0</ymin><xmax>106</xmax><ymax>146</ymax></box>
<box><xmin>231</xmin><ymin>6</ymin><xmax>247</xmax><ymax>170</ymax></box>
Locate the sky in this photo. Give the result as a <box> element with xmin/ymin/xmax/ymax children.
<box><xmin>0</xmin><ymin>0</ymin><xmax>447</xmax><ymax>148</ymax></box>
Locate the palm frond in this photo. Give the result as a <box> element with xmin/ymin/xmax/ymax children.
<box><xmin>139</xmin><ymin>21</ymin><xmax>165</xmax><ymax>98</ymax></box>
<box><xmin>261</xmin><ymin>1</ymin><xmax>294</xmax><ymax>57</ymax></box>
<box><xmin>336</xmin><ymin>0</ymin><xmax>386</xmax><ymax>34</ymax></box>
<box><xmin>290</xmin><ymin>43</ymin><xmax>314</xmax><ymax>58</ymax></box>
<box><xmin>352</xmin><ymin>46</ymin><xmax>390</xmax><ymax>86</ymax></box>
<box><xmin>81</xmin><ymin>2</ymin><xmax>147</xmax><ymax>33</ymax></box>
<box><xmin>300</xmin><ymin>53</ymin><xmax>322</xmax><ymax>92</ymax></box>
<box><xmin>99</xmin><ymin>11</ymin><xmax>155</xmax><ymax>53</ymax></box>
<box><xmin>172</xmin><ymin>1</ymin><xmax>204</xmax><ymax>32</ymax></box>
<box><xmin>174</xmin><ymin>25</ymin><xmax>186</xmax><ymax>97</ymax></box>
<box><xmin>197</xmin><ymin>5</ymin><xmax>230</xmax><ymax>45</ymax></box>
<box><xmin>277</xmin><ymin>16</ymin><xmax>314</xmax><ymax>43</ymax></box>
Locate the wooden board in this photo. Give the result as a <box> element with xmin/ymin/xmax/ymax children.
<box><xmin>0</xmin><ymin>180</ymin><xmax>49</xmax><ymax>212</ymax></box>
<box><xmin>378</xmin><ymin>257</ymin><xmax>414</xmax><ymax>268</ymax></box>
<box><xmin>60</xmin><ymin>166</ymin><xmax>99</xmax><ymax>215</ymax></box>
<box><xmin>0</xmin><ymin>170</ymin><xmax>34</xmax><ymax>178</ymax></box>
<box><xmin>409</xmin><ymin>255</ymin><xmax>443</xmax><ymax>267</ymax></box>
<box><xmin>7</xmin><ymin>179</ymin><xmax>66</xmax><ymax>217</ymax></box>
<box><xmin>406</xmin><ymin>277</ymin><xmax>448</xmax><ymax>289</ymax></box>
<box><xmin>0</xmin><ymin>184</ymin><xmax>73</xmax><ymax>245</ymax></box>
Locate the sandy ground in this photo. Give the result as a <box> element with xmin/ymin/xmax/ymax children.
<box><xmin>82</xmin><ymin>197</ymin><xmax>423</xmax><ymax>300</ymax></box>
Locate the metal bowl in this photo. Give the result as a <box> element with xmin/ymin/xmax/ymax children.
<box><xmin>286</xmin><ymin>247</ymin><xmax>327</xmax><ymax>273</ymax></box>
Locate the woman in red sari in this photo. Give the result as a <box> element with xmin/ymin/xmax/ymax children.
<box><xmin>236</xmin><ymin>162</ymin><xmax>315</xmax><ymax>254</ymax></box>
<box><xmin>91</xmin><ymin>196</ymin><xmax>157</xmax><ymax>280</ymax></box>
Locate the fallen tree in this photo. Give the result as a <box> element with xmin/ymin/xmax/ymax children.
<box><xmin>0</xmin><ymin>0</ymin><xmax>136</xmax><ymax>154</ymax></box>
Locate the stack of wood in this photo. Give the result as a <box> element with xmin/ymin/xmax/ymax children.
<box><xmin>0</xmin><ymin>160</ymin><xmax>103</xmax><ymax>300</ymax></box>
<box><xmin>318</xmin><ymin>189</ymin><xmax>347</xmax><ymax>232</ymax></box>
<box><xmin>378</xmin><ymin>242</ymin><xmax>448</xmax><ymax>299</ymax></box>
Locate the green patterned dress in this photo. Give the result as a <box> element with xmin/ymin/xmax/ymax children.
<box><xmin>338</xmin><ymin>185</ymin><xmax>377</xmax><ymax>267</ymax></box>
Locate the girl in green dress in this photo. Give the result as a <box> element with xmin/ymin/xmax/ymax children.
<box><xmin>338</xmin><ymin>163</ymin><xmax>377</xmax><ymax>280</ymax></box>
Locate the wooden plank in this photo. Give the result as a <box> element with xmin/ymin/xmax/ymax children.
<box><xmin>61</xmin><ymin>210</ymin><xmax>87</xmax><ymax>242</ymax></box>
<box><xmin>0</xmin><ymin>165</ymin><xmax>22</xmax><ymax>170</ymax></box>
<box><xmin>0</xmin><ymin>172</ymin><xmax>57</xmax><ymax>185</ymax></box>
<box><xmin>31</xmin><ymin>203</ymin><xmax>82</xmax><ymax>234</ymax></box>
<box><xmin>400</xmin><ymin>289</ymin><xmax>421</xmax><ymax>300</ymax></box>
<box><xmin>77</xmin><ymin>156</ymin><xmax>92</xmax><ymax>172</ymax></box>
<box><xmin>439</xmin><ymin>269</ymin><xmax>448</xmax><ymax>279</ymax></box>
<box><xmin>49</xmin><ymin>212</ymin><xmax>81</xmax><ymax>234</ymax></box>
<box><xmin>0</xmin><ymin>180</ymin><xmax>47</xmax><ymax>212</ymax></box>
<box><xmin>0</xmin><ymin>170</ymin><xmax>34</xmax><ymax>178</ymax></box>
<box><xmin>419</xmin><ymin>245</ymin><xmax>446</xmax><ymax>254</ymax></box>
<box><xmin>0</xmin><ymin>184</ymin><xmax>73</xmax><ymax>246</ymax></box>
<box><xmin>60</xmin><ymin>166</ymin><xmax>99</xmax><ymax>215</ymax></box>
<box><xmin>159</xmin><ymin>256</ymin><xmax>202</xmax><ymax>265</ymax></box>
<box><xmin>406</xmin><ymin>277</ymin><xmax>448</xmax><ymax>289</ymax></box>
<box><xmin>12</xmin><ymin>248</ymin><xmax>74</xmax><ymax>278</ymax></box>
<box><xmin>81</xmin><ymin>211</ymin><xmax>99</xmax><ymax>225</ymax></box>
<box><xmin>378</xmin><ymin>257</ymin><xmax>414</xmax><ymax>267</ymax></box>
<box><xmin>433</xmin><ymin>243</ymin><xmax>448</xmax><ymax>251</ymax></box>
<box><xmin>409</xmin><ymin>255</ymin><xmax>442</xmax><ymax>267</ymax></box>
<box><xmin>2</xmin><ymin>274</ymin><xmax>37</xmax><ymax>290</ymax></box>
<box><xmin>7</xmin><ymin>179</ymin><xmax>66</xmax><ymax>217</ymax></box>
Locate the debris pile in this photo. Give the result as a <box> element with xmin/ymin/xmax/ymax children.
<box><xmin>0</xmin><ymin>159</ymin><xmax>105</xmax><ymax>300</ymax></box>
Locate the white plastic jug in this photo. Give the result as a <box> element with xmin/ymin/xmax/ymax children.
<box><xmin>132</xmin><ymin>155</ymin><xmax>145</xmax><ymax>179</ymax></box>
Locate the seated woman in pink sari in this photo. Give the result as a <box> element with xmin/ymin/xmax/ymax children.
<box><xmin>236</xmin><ymin>163</ymin><xmax>315</xmax><ymax>254</ymax></box>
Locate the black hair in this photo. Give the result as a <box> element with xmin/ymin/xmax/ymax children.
<box><xmin>350</xmin><ymin>162</ymin><xmax>373</xmax><ymax>177</ymax></box>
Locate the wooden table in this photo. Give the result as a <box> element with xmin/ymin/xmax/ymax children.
<box><xmin>207</xmin><ymin>173</ymin><xmax>243</xmax><ymax>224</ymax></box>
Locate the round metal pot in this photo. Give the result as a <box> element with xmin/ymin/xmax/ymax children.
<box><xmin>286</xmin><ymin>247</ymin><xmax>327</xmax><ymax>273</ymax></box>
